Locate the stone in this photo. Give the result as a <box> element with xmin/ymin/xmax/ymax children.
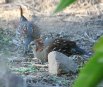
<box><xmin>48</xmin><ymin>51</ymin><xmax>78</xmax><ymax>75</ymax></box>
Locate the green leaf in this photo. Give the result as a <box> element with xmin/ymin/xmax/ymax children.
<box><xmin>14</xmin><ymin>65</ymin><xmax>38</xmax><ymax>74</ymax></box>
<box><xmin>54</xmin><ymin>0</ymin><xmax>76</xmax><ymax>14</ymax></box>
<box><xmin>73</xmin><ymin>37</ymin><xmax>103</xmax><ymax>87</ymax></box>
<box><xmin>93</xmin><ymin>36</ymin><xmax>103</xmax><ymax>53</ymax></box>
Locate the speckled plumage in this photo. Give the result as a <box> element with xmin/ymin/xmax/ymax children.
<box><xmin>30</xmin><ymin>38</ymin><xmax>86</xmax><ymax>62</ymax></box>
<box><xmin>47</xmin><ymin>38</ymin><xmax>85</xmax><ymax>57</ymax></box>
<box><xmin>16</xmin><ymin>6</ymin><xmax>40</xmax><ymax>55</ymax></box>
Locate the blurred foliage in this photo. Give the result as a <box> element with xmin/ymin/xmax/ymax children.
<box><xmin>0</xmin><ymin>28</ymin><xmax>13</xmax><ymax>49</ymax></box>
<box><xmin>54</xmin><ymin>0</ymin><xmax>76</xmax><ymax>13</ymax></box>
<box><xmin>54</xmin><ymin>0</ymin><xmax>103</xmax><ymax>87</ymax></box>
<box><xmin>48</xmin><ymin>75</ymin><xmax>69</xmax><ymax>86</ymax></box>
<box><xmin>13</xmin><ymin>65</ymin><xmax>38</xmax><ymax>74</ymax></box>
<box><xmin>73</xmin><ymin>36</ymin><xmax>103</xmax><ymax>87</ymax></box>
<box><xmin>0</xmin><ymin>28</ymin><xmax>15</xmax><ymax>57</ymax></box>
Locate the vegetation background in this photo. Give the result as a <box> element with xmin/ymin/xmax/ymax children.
<box><xmin>0</xmin><ymin>0</ymin><xmax>103</xmax><ymax>87</ymax></box>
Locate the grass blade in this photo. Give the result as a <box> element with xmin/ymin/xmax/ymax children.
<box><xmin>54</xmin><ymin>0</ymin><xmax>76</xmax><ymax>14</ymax></box>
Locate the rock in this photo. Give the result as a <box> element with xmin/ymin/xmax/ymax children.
<box><xmin>48</xmin><ymin>51</ymin><xmax>78</xmax><ymax>75</ymax></box>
